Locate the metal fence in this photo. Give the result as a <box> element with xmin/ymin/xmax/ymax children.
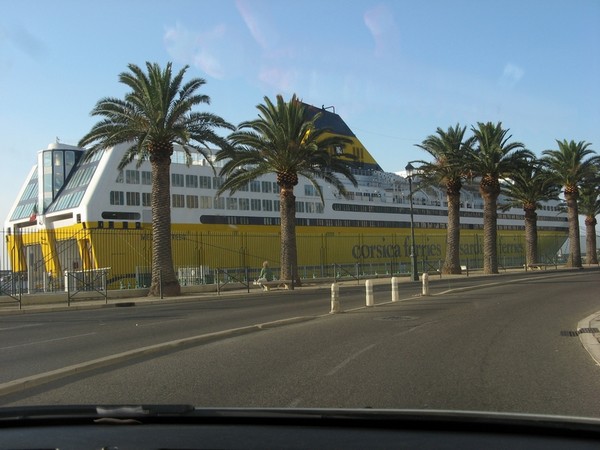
<box><xmin>0</xmin><ymin>228</ymin><xmax>567</xmax><ymax>294</ymax></box>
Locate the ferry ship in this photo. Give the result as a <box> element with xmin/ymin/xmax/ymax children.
<box><xmin>4</xmin><ymin>105</ymin><xmax>569</xmax><ymax>291</ymax></box>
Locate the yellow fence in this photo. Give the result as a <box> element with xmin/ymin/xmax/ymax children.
<box><xmin>2</xmin><ymin>228</ymin><xmax>567</xmax><ymax>292</ymax></box>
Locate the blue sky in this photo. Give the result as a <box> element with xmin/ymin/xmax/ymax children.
<box><xmin>1</xmin><ymin>0</ymin><xmax>599</xmax><ymax>225</ymax></box>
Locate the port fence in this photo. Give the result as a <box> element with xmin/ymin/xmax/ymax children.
<box><xmin>0</xmin><ymin>228</ymin><xmax>566</xmax><ymax>294</ymax></box>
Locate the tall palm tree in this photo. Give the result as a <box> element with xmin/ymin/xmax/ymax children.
<box><xmin>216</xmin><ymin>94</ymin><xmax>358</xmax><ymax>287</ymax></box>
<box><xmin>500</xmin><ymin>158</ymin><xmax>560</xmax><ymax>266</ymax></box>
<box><xmin>467</xmin><ymin>122</ymin><xmax>532</xmax><ymax>274</ymax></box>
<box><xmin>578</xmin><ymin>171</ymin><xmax>600</xmax><ymax>265</ymax></box>
<box><xmin>415</xmin><ymin>124</ymin><xmax>475</xmax><ymax>274</ymax></box>
<box><xmin>542</xmin><ymin>140</ymin><xmax>599</xmax><ymax>268</ymax></box>
<box><xmin>78</xmin><ymin>62</ymin><xmax>233</xmax><ymax>297</ymax></box>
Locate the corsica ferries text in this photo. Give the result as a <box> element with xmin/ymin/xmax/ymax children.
<box><xmin>352</xmin><ymin>240</ymin><xmax>442</xmax><ymax>260</ymax></box>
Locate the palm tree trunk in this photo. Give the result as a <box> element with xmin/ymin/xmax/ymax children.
<box><xmin>148</xmin><ymin>156</ymin><xmax>181</xmax><ymax>296</ymax></box>
<box><xmin>565</xmin><ymin>192</ymin><xmax>582</xmax><ymax>268</ymax></box>
<box><xmin>585</xmin><ymin>216</ymin><xmax>598</xmax><ymax>265</ymax></box>
<box><xmin>280</xmin><ymin>187</ymin><xmax>300</xmax><ymax>287</ymax></box>
<box><xmin>482</xmin><ymin>190</ymin><xmax>499</xmax><ymax>274</ymax></box>
<box><xmin>524</xmin><ymin>207</ymin><xmax>538</xmax><ymax>266</ymax></box>
<box><xmin>443</xmin><ymin>190</ymin><xmax>461</xmax><ymax>274</ymax></box>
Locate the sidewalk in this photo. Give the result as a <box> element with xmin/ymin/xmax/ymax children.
<box><xmin>1</xmin><ymin>265</ymin><xmax>593</xmax><ymax>316</ymax></box>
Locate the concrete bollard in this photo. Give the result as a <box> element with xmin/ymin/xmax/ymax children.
<box><xmin>365</xmin><ymin>279</ymin><xmax>374</xmax><ymax>307</ymax></box>
<box><xmin>421</xmin><ymin>272</ymin><xmax>429</xmax><ymax>296</ymax></box>
<box><xmin>391</xmin><ymin>277</ymin><xmax>399</xmax><ymax>302</ymax></box>
<box><xmin>330</xmin><ymin>283</ymin><xmax>341</xmax><ymax>314</ymax></box>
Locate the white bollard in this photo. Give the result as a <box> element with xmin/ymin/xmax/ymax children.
<box><xmin>391</xmin><ymin>277</ymin><xmax>399</xmax><ymax>302</ymax></box>
<box><xmin>365</xmin><ymin>279</ymin><xmax>374</xmax><ymax>307</ymax></box>
<box><xmin>421</xmin><ymin>272</ymin><xmax>430</xmax><ymax>296</ymax></box>
<box><xmin>330</xmin><ymin>283</ymin><xmax>341</xmax><ymax>314</ymax></box>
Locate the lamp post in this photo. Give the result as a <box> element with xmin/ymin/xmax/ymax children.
<box><xmin>405</xmin><ymin>162</ymin><xmax>419</xmax><ymax>281</ymax></box>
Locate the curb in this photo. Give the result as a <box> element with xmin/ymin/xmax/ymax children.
<box><xmin>578</xmin><ymin>313</ymin><xmax>600</xmax><ymax>367</ymax></box>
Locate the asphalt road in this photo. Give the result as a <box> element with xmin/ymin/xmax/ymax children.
<box><xmin>0</xmin><ymin>270</ymin><xmax>555</xmax><ymax>384</ymax></box>
<box><xmin>1</xmin><ymin>269</ymin><xmax>599</xmax><ymax>417</ymax></box>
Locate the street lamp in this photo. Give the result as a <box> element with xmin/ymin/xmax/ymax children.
<box><xmin>405</xmin><ymin>162</ymin><xmax>419</xmax><ymax>281</ymax></box>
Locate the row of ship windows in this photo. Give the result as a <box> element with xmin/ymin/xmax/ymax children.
<box><xmin>199</xmin><ymin>215</ymin><xmax>564</xmax><ymax>232</ymax></box>
<box><xmin>108</xmin><ymin>190</ymin><xmax>566</xmax><ymax>224</ymax></box>
<box><xmin>116</xmin><ymin>170</ymin><xmax>327</xmax><ymax>198</ymax></box>
<box><xmin>109</xmin><ymin>191</ymin><xmax>325</xmax><ymax>213</ymax></box>
<box><xmin>333</xmin><ymin>203</ymin><xmax>567</xmax><ymax>223</ymax></box>
<box><xmin>117</xmin><ymin>169</ymin><xmax>564</xmax><ymax>215</ymax></box>
<box><xmin>94</xmin><ymin>211</ymin><xmax>565</xmax><ymax>233</ymax></box>
<box><xmin>118</xmin><ymin>171</ymin><xmax>263</xmax><ymax>192</ymax></box>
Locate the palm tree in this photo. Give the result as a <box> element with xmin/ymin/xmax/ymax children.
<box><xmin>415</xmin><ymin>124</ymin><xmax>475</xmax><ymax>274</ymax></box>
<box><xmin>578</xmin><ymin>171</ymin><xmax>600</xmax><ymax>265</ymax></box>
<box><xmin>542</xmin><ymin>140</ymin><xmax>599</xmax><ymax>268</ymax></box>
<box><xmin>468</xmin><ymin>122</ymin><xmax>532</xmax><ymax>274</ymax></box>
<box><xmin>500</xmin><ymin>158</ymin><xmax>560</xmax><ymax>266</ymax></box>
<box><xmin>78</xmin><ymin>62</ymin><xmax>233</xmax><ymax>297</ymax></box>
<box><xmin>216</xmin><ymin>94</ymin><xmax>358</xmax><ymax>287</ymax></box>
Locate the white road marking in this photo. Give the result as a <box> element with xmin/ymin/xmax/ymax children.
<box><xmin>326</xmin><ymin>344</ymin><xmax>376</xmax><ymax>376</ymax></box>
<box><xmin>0</xmin><ymin>332</ymin><xmax>97</xmax><ymax>350</ymax></box>
<box><xmin>0</xmin><ymin>323</ymin><xmax>42</xmax><ymax>332</ymax></box>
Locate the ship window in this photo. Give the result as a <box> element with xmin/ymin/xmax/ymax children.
<box><xmin>226</xmin><ymin>198</ymin><xmax>238</xmax><ymax>210</ymax></box>
<box><xmin>125</xmin><ymin>170</ymin><xmax>140</xmax><ymax>184</ymax></box>
<box><xmin>212</xmin><ymin>176</ymin><xmax>224</xmax><ymax>189</ymax></box>
<box><xmin>101</xmin><ymin>211</ymin><xmax>141</xmax><ymax>220</ymax></box>
<box><xmin>186</xmin><ymin>175</ymin><xmax>198</xmax><ymax>188</ymax></box>
<box><xmin>272</xmin><ymin>182</ymin><xmax>278</xmax><ymax>193</ymax></box>
<box><xmin>172</xmin><ymin>194</ymin><xmax>185</xmax><ymax>208</ymax></box>
<box><xmin>115</xmin><ymin>170</ymin><xmax>124</xmax><ymax>183</ymax></box>
<box><xmin>186</xmin><ymin>195</ymin><xmax>199</xmax><ymax>208</ymax></box>
<box><xmin>239</xmin><ymin>198</ymin><xmax>250</xmax><ymax>210</ymax></box>
<box><xmin>65</xmin><ymin>151</ymin><xmax>75</xmax><ymax>176</ymax></box>
<box><xmin>81</xmin><ymin>167</ymin><xmax>95</xmax><ymax>185</ymax></box>
<box><xmin>274</xmin><ymin>200</ymin><xmax>280</xmax><ymax>211</ymax></box>
<box><xmin>88</xmin><ymin>149</ymin><xmax>104</xmax><ymax>162</ymax></box>
<box><xmin>23</xmin><ymin>180</ymin><xmax>37</xmax><ymax>200</ymax></box>
<box><xmin>262</xmin><ymin>199</ymin><xmax>273</xmax><ymax>211</ymax></box>
<box><xmin>251</xmin><ymin>199</ymin><xmax>261</xmax><ymax>211</ymax></box>
<box><xmin>214</xmin><ymin>197</ymin><xmax>225</xmax><ymax>209</ymax></box>
<box><xmin>238</xmin><ymin>183</ymin><xmax>249</xmax><ymax>192</ymax></box>
<box><xmin>296</xmin><ymin>202</ymin><xmax>305</xmax><ymax>213</ymax></box>
<box><xmin>109</xmin><ymin>191</ymin><xmax>124</xmax><ymax>205</ymax></box>
<box><xmin>171</xmin><ymin>173</ymin><xmax>184</xmax><ymax>187</ymax></box>
<box><xmin>250</xmin><ymin>181</ymin><xmax>260</xmax><ymax>192</ymax></box>
<box><xmin>200</xmin><ymin>196</ymin><xmax>213</xmax><ymax>209</ymax></box>
<box><xmin>141</xmin><ymin>171</ymin><xmax>152</xmax><ymax>185</ymax></box>
<box><xmin>199</xmin><ymin>176</ymin><xmax>211</xmax><ymax>189</ymax></box>
<box><xmin>142</xmin><ymin>192</ymin><xmax>151</xmax><ymax>207</ymax></box>
<box><xmin>261</xmin><ymin>181</ymin><xmax>272</xmax><ymax>193</ymax></box>
<box><xmin>126</xmin><ymin>192</ymin><xmax>140</xmax><ymax>206</ymax></box>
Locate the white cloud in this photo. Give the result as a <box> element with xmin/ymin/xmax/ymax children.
<box><xmin>500</xmin><ymin>62</ymin><xmax>524</xmax><ymax>88</ymax></box>
<box><xmin>258</xmin><ymin>66</ymin><xmax>297</xmax><ymax>92</ymax></box>
<box><xmin>164</xmin><ymin>22</ymin><xmax>227</xmax><ymax>79</ymax></box>
<box><xmin>235</xmin><ymin>0</ymin><xmax>277</xmax><ymax>50</ymax></box>
<box><xmin>363</xmin><ymin>4</ymin><xmax>399</xmax><ymax>57</ymax></box>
